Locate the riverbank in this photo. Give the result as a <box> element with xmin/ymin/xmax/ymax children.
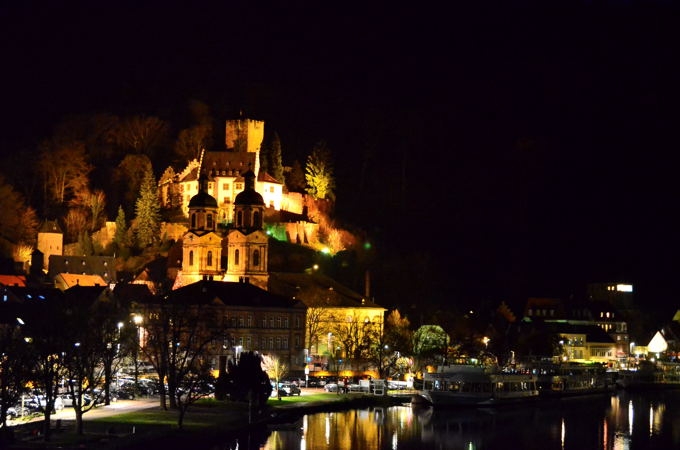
<box><xmin>4</xmin><ymin>392</ymin><xmax>409</xmax><ymax>449</ymax></box>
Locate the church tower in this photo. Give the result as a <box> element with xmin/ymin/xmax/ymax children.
<box><xmin>174</xmin><ymin>152</ymin><xmax>224</xmax><ymax>288</ymax></box>
<box><xmin>223</xmin><ymin>169</ymin><xmax>269</xmax><ymax>290</ymax></box>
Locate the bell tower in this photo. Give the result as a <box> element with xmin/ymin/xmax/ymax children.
<box><xmin>224</xmin><ymin>170</ymin><xmax>269</xmax><ymax>290</ymax></box>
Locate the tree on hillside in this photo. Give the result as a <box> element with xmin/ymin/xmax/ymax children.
<box><xmin>113</xmin><ymin>206</ymin><xmax>130</xmax><ymax>257</ymax></box>
<box><xmin>285</xmin><ymin>160</ymin><xmax>306</xmax><ymax>193</ymax></box>
<box><xmin>112</xmin><ymin>154</ymin><xmax>153</xmax><ymax>220</ymax></box>
<box><xmin>36</xmin><ymin>140</ymin><xmax>92</xmax><ymax>214</ymax></box>
<box><xmin>134</xmin><ymin>167</ymin><xmax>161</xmax><ymax>248</ymax></box>
<box><xmin>173</xmin><ymin>100</ymin><xmax>214</xmax><ymax>166</ymax></box>
<box><xmin>174</xmin><ymin>125</ymin><xmax>212</xmax><ymax>166</ymax></box>
<box><xmin>110</xmin><ymin>115</ymin><xmax>169</xmax><ymax>161</ymax></box>
<box><xmin>305</xmin><ymin>141</ymin><xmax>336</xmax><ymax>201</ymax></box>
<box><xmin>261</xmin><ymin>131</ymin><xmax>285</xmax><ymax>183</ymax></box>
<box><xmin>0</xmin><ymin>175</ymin><xmax>39</xmax><ymax>257</ymax></box>
<box><xmin>50</xmin><ymin>113</ymin><xmax>121</xmax><ymax>166</ymax></box>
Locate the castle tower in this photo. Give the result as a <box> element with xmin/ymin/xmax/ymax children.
<box><xmin>223</xmin><ymin>170</ymin><xmax>269</xmax><ymax>290</ymax></box>
<box><xmin>225</xmin><ymin>116</ymin><xmax>264</xmax><ymax>175</ymax></box>
<box><xmin>37</xmin><ymin>220</ymin><xmax>63</xmax><ymax>273</ymax></box>
<box><xmin>175</xmin><ymin>153</ymin><xmax>224</xmax><ymax>288</ymax></box>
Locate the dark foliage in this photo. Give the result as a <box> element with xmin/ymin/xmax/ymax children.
<box><xmin>223</xmin><ymin>351</ymin><xmax>272</xmax><ymax>407</ymax></box>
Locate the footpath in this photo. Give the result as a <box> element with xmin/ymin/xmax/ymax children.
<box><xmin>3</xmin><ymin>391</ymin><xmax>409</xmax><ymax>449</ymax></box>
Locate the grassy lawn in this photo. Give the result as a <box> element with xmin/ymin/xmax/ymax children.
<box><xmin>7</xmin><ymin>392</ymin><xmax>403</xmax><ymax>448</ymax></box>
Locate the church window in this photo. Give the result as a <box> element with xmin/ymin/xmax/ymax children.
<box><xmin>189</xmin><ymin>251</ymin><xmax>194</xmax><ymax>266</ymax></box>
<box><xmin>191</xmin><ymin>213</ymin><xmax>196</xmax><ymax>229</ymax></box>
<box><xmin>236</xmin><ymin>211</ymin><xmax>243</xmax><ymax>227</ymax></box>
<box><xmin>234</xmin><ymin>249</ymin><xmax>240</xmax><ymax>265</ymax></box>
<box><xmin>253</xmin><ymin>250</ymin><xmax>260</xmax><ymax>266</ymax></box>
<box><xmin>207</xmin><ymin>251</ymin><xmax>213</xmax><ymax>266</ymax></box>
<box><xmin>207</xmin><ymin>213</ymin><xmax>213</xmax><ymax>229</ymax></box>
<box><xmin>254</xmin><ymin>211</ymin><xmax>261</xmax><ymax>228</ymax></box>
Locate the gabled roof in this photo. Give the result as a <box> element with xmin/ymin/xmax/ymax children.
<box><xmin>166</xmin><ymin>279</ymin><xmax>305</xmax><ymax>310</ymax></box>
<box><xmin>54</xmin><ymin>273</ymin><xmax>108</xmax><ymax>291</ymax></box>
<box><xmin>39</xmin><ymin>220</ymin><xmax>63</xmax><ymax>234</ymax></box>
<box><xmin>0</xmin><ymin>274</ymin><xmax>26</xmax><ymax>287</ymax></box>
<box><xmin>268</xmin><ymin>272</ymin><xmax>384</xmax><ymax>310</ymax></box>
<box><xmin>258</xmin><ymin>171</ymin><xmax>282</xmax><ymax>184</ymax></box>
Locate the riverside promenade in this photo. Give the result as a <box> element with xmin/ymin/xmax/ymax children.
<box><xmin>5</xmin><ymin>389</ymin><xmax>410</xmax><ymax>449</ymax></box>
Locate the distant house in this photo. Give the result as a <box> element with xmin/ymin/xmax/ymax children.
<box><xmin>48</xmin><ymin>255</ymin><xmax>116</xmax><ymax>285</ymax></box>
<box><xmin>0</xmin><ymin>274</ymin><xmax>26</xmax><ymax>287</ymax></box>
<box><xmin>53</xmin><ymin>273</ymin><xmax>108</xmax><ymax>291</ymax></box>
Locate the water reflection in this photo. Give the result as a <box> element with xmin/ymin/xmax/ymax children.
<box><xmin>211</xmin><ymin>391</ymin><xmax>680</xmax><ymax>450</ymax></box>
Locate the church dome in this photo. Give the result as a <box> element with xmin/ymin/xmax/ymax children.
<box><xmin>234</xmin><ymin>189</ymin><xmax>264</xmax><ymax>206</ymax></box>
<box><xmin>234</xmin><ymin>170</ymin><xmax>265</xmax><ymax>206</ymax></box>
<box><xmin>188</xmin><ymin>190</ymin><xmax>218</xmax><ymax>208</ymax></box>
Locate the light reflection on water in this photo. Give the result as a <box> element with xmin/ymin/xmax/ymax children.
<box><xmin>212</xmin><ymin>391</ymin><xmax>680</xmax><ymax>450</ymax></box>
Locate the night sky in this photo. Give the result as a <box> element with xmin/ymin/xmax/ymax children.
<box><xmin>2</xmin><ymin>2</ymin><xmax>680</xmax><ymax>320</ymax></box>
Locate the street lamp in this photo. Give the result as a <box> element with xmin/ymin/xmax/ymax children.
<box><xmin>132</xmin><ymin>314</ymin><xmax>143</xmax><ymax>393</ymax></box>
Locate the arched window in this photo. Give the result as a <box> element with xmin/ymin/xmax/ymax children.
<box><xmin>254</xmin><ymin>211</ymin><xmax>261</xmax><ymax>228</ymax></box>
<box><xmin>236</xmin><ymin>211</ymin><xmax>243</xmax><ymax>227</ymax></box>
<box><xmin>253</xmin><ymin>249</ymin><xmax>260</xmax><ymax>266</ymax></box>
<box><xmin>207</xmin><ymin>251</ymin><xmax>213</xmax><ymax>266</ymax></box>
<box><xmin>207</xmin><ymin>213</ymin><xmax>213</xmax><ymax>229</ymax></box>
<box><xmin>191</xmin><ymin>213</ymin><xmax>196</xmax><ymax>229</ymax></box>
<box><xmin>189</xmin><ymin>251</ymin><xmax>194</xmax><ymax>266</ymax></box>
<box><xmin>234</xmin><ymin>249</ymin><xmax>240</xmax><ymax>265</ymax></box>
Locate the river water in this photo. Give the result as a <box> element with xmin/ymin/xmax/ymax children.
<box><xmin>213</xmin><ymin>390</ymin><xmax>680</xmax><ymax>450</ymax></box>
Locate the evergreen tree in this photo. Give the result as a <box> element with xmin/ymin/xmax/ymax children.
<box><xmin>113</xmin><ymin>205</ymin><xmax>130</xmax><ymax>256</ymax></box>
<box><xmin>286</xmin><ymin>160</ymin><xmax>306</xmax><ymax>193</ymax></box>
<box><xmin>134</xmin><ymin>168</ymin><xmax>161</xmax><ymax>248</ymax></box>
<box><xmin>269</xmin><ymin>132</ymin><xmax>285</xmax><ymax>183</ymax></box>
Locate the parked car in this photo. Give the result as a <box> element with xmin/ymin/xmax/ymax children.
<box><xmin>271</xmin><ymin>382</ymin><xmax>301</xmax><ymax>397</ymax></box>
<box><xmin>324</xmin><ymin>382</ymin><xmax>339</xmax><ymax>392</ymax></box>
<box><xmin>6</xmin><ymin>405</ymin><xmax>30</xmax><ymax>419</ymax></box>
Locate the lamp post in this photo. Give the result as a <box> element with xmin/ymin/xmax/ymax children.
<box><xmin>132</xmin><ymin>314</ymin><xmax>143</xmax><ymax>394</ymax></box>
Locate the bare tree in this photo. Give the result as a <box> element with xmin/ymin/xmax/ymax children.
<box><xmin>36</xmin><ymin>140</ymin><xmax>92</xmax><ymax>212</ymax></box>
<box><xmin>110</xmin><ymin>115</ymin><xmax>169</xmax><ymax>159</ymax></box>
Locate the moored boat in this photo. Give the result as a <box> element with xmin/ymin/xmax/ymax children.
<box><xmin>532</xmin><ymin>361</ymin><xmax>616</xmax><ymax>398</ymax></box>
<box><xmin>616</xmin><ymin>360</ymin><xmax>680</xmax><ymax>390</ymax></box>
<box><xmin>412</xmin><ymin>358</ymin><xmax>539</xmax><ymax>407</ymax></box>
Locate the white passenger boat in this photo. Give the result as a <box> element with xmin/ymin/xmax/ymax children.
<box><xmin>533</xmin><ymin>362</ymin><xmax>616</xmax><ymax>398</ymax></box>
<box><xmin>413</xmin><ymin>359</ymin><xmax>539</xmax><ymax>407</ymax></box>
<box><xmin>616</xmin><ymin>361</ymin><xmax>680</xmax><ymax>390</ymax></box>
